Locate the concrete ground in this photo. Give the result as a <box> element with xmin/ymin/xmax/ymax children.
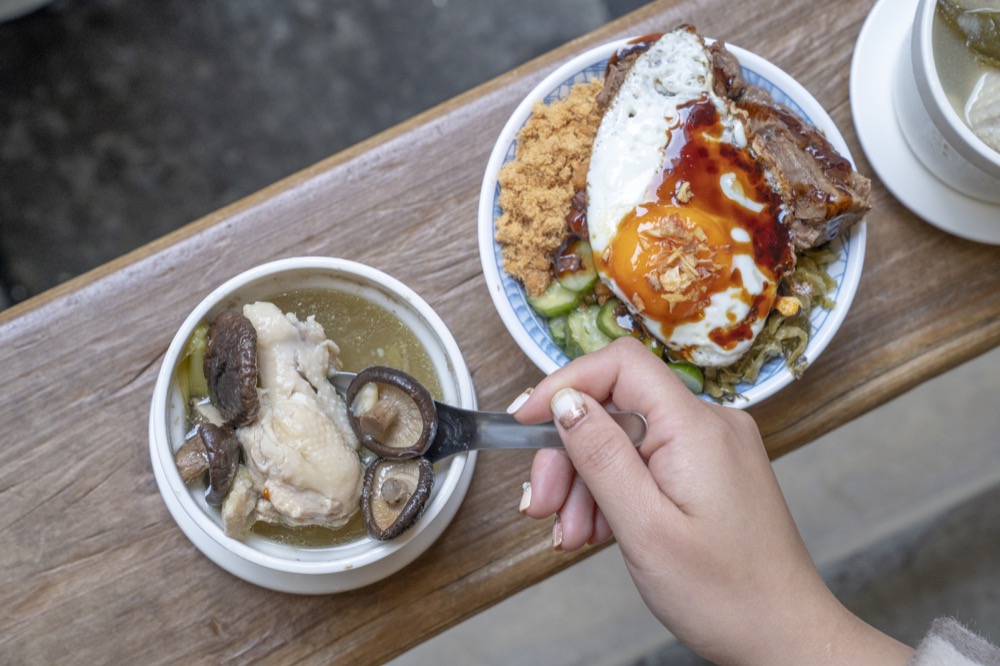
<box><xmin>3</xmin><ymin>1</ymin><xmax>998</xmax><ymax>664</ymax></box>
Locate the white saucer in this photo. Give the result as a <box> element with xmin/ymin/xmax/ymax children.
<box><xmin>850</xmin><ymin>0</ymin><xmax>1000</xmax><ymax>245</ymax></box>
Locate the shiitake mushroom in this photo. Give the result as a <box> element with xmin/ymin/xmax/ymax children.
<box><xmin>361</xmin><ymin>457</ymin><xmax>434</xmax><ymax>540</ymax></box>
<box><xmin>174</xmin><ymin>430</ymin><xmax>209</xmax><ymax>483</ymax></box>
<box><xmin>200</xmin><ymin>423</ymin><xmax>241</xmax><ymax>509</ymax></box>
<box><xmin>204</xmin><ymin>310</ymin><xmax>259</xmax><ymax>428</ymax></box>
<box><xmin>346</xmin><ymin>366</ymin><xmax>437</xmax><ymax>459</ymax></box>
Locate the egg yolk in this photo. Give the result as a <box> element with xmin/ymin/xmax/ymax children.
<box><xmin>602</xmin><ymin>204</ymin><xmax>736</xmax><ymax>321</ymax></box>
<box><xmin>594</xmin><ymin>97</ymin><xmax>793</xmax><ymax>346</ymax></box>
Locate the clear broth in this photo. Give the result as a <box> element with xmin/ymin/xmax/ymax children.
<box><xmin>933</xmin><ymin>3</ymin><xmax>998</xmax><ymax>129</ymax></box>
<box><xmin>268</xmin><ymin>288</ymin><xmax>441</xmax><ymax>397</ymax></box>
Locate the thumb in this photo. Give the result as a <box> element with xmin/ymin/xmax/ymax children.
<box><xmin>550</xmin><ymin>387</ymin><xmax>675</xmax><ymax>539</ymax></box>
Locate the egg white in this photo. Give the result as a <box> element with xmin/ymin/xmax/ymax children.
<box><xmin>587</xmin><ymin>29</ymin><xmax>775</xmax><ymax>367</ymax></box>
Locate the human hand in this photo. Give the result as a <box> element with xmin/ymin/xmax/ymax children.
<box><xmin>511</xmin><ymin>338</ymin><xmax>912</xmax><ymax>665</ymax></box>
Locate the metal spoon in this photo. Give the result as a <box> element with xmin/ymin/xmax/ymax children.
<box><xmin>330</xmin><ymin>370</ymin><xmax>647</xmax><ymax>463</ymax></box>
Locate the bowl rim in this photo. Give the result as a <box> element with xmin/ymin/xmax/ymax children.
<box><xmin>478</xmin><ymin>35</ymin><xmax>867</xmax><ymax>408</ymax></box>
<box><xmin>149</xmin><ymin>256</ymin><xmax>476</xmax><ymax>589</ymax></box>
<box><xmin>913</xmin><ymin>0</ymin><xmax>1000</xmax><ymax>177</ymax></box>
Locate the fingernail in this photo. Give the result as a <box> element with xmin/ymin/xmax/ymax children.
<box><xmin>551</xmin><ymin>388</ymin><xmax>587</xmax><ymax>430</ymax></box>
<box><xmin>552</xmin><ymin>515</ymin><xmax>564</xmax><ymax>550</ymax></box>
<box><xmin>506</xmin><ymin>388</ymin><xmax>533</xmax><ymax>414</ymax></box>
<box><xmin>519</xmin><ymin>481</ymin><xmax>532</xmax><ymax>513</ymax></box>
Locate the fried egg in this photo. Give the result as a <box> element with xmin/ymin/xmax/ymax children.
<box><xmin>587</xmin><ymin>28</ymin><xmax>793</xmax><ymax>367</ymax></box>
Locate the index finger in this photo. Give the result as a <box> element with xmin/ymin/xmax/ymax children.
<box><xmin>549</xmin><ymin>386</ymin><xmax>680</xmax><ymax>543</ymax></box>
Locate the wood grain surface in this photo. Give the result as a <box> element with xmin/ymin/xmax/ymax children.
<box><xmin>2</xmin><ymin>0</ymin><xmax>999</xmax><ymax>663</ymax></box>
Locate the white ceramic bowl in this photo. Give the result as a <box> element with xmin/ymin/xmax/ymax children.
<box><xmin>896</xmin><ymin>0</ymin><xmax>1000</xmax><ymax>203</ymax></box>
<box><xmin>149</xmin><ymin>257</ymin><xmax>477</xmax><ymax>594</ymax></box>
<box><xmin>478</xmin><ymin>37</ymin><xmax>866</xmax><ymax>408</ymax></box>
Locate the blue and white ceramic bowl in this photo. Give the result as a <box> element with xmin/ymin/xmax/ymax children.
<box><xmin>477</xmin><ymin>37</ymin><xmax>866</xmax><ymax>407</ymax></box>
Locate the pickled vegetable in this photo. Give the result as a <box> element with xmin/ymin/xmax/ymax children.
<box><xmin>179</xmin><ymin>323</ymin><xmax>209</xmax><ymax>402</ymax></box>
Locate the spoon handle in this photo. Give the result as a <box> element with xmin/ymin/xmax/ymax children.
<box><xmin>428</xmin><ymin>403</ymin><xmax>646</xmax><ymax>463</ymax></box>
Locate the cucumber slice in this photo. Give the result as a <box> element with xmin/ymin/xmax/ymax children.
<box><xmin>667</xmin><ymin>361</ymin><xmax>705</xmax><ymax>394</ymax></box>
<box><xmin>554</xmin><ymin>239</ymin><xmax>598</xmax><ymax>293</ymax></box>
<box><xmin>564</xmin><ymin>335</ymin><xmax>583</xmax><ymax>360</ymax></box>
<box><xmin>526</xmin><ymin>280</ymin><xmax>581</xmax><ymax>317</ymax></box>
<box><xmin>548</xmin><ymin>315</ymin><xmax>568</xmax><ymax>347</ymax></box>
<box><xmin>567</xmin><ymin>306</ymin><xmax>613</xmax><ymax>355</ymax></box>
<box><xmin>596</xmin><ymin>298</ymin><xmax>634</xmax><ymax>339</ymax></box>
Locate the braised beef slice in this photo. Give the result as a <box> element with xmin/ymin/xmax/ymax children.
<box><xmin>597</xmin><ymin>47</ymin><xmax>644</xmax><ymax>112</ymax></box>
<box><xmin>709</xmin><ymin>42</ymin><xmax>872</xmax><ymax>250</ymax></box>
<box><xmin>710</xmin><ymin>41</ymin><xmax>744</xmax><ymax>99</ymax></box>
